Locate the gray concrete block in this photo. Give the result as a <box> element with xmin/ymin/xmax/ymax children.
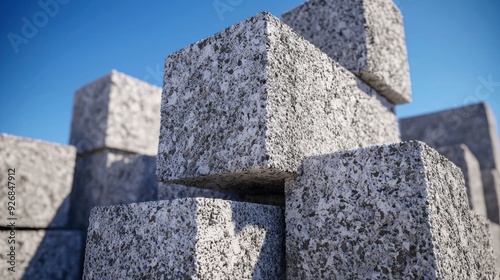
<box><xmin>482</xmin><ymin>169</ymin><xmax>500</xmax><ymax>224</ymax></box>
<box><xmin>489</xmin><ymin>221</ymin><xmax>500</xmax><ymax>270</ymax></box>
<box><xmin>0</xmin><ymin>134</ymin><xmax>76</xmax><ymax>228</ymax></box>
<box><xmin>83</xmin><ymin>198</ymin><xmax>285</xmax><ymax>279</ymax></box>
<box><xmin>69</xmin><ymin>149</ymin><xmax>158</xmax><ymax>229</ymax></box>
<box><xmin>282</xmin><ymin>0</ymin><xmax>412</xmax><ymax>105</ymax></box>
<box><xmin>438</xmin><ymin>145</ymin><xmax>488</xmax><ymax>217</ymax></box>
<box><xmin>0</xmin><ymin>230</ymin><xmax>84</xmax><ymax>280</ymax></box>
<box><xmin>285</xmin><ymin>141</ymin><xmax>477</xmax><ymax>279</ymax></box>
<box><xmin>468</xmin><ymin>212</ymin><xmax>498</xmax><ymax>278</ymax></box>
<box><xmin>69</xmin><ymin>70</ymin><xmax>161</xmax><ymax>156</ymax></box>
<box><xmin>158</xmin><ymin>12</ymin><xmax>400</xmax><ymax>194</ymax></box>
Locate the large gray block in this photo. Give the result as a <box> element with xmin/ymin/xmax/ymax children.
<box><xmin>69</xmin><ymin>70</ymin><xmax>161</xmax><ymax>156</ymax></box>
<box><xmin>0</xmin><ymin>134</ymin><xmax>76</xmax><ymax>228</ymax></box>
<box><xmin>286</xmin><ymin>141</ymin><xmax>482</xmax><ymax>279</ymax></box>
<box><xmin>282</xmin><ymin>0</ymin><xmax>411</xmax><ymax>105</ymax></box>
<box><xmin>158</xmin><ymin>12</ymin><xmax>400</xmax><ymax>194</ymax></box>
<box><xmin>0</xmin><ymin>230</ymin><xmax>84</xmax><ymax>280</ymax></box>
<box><xmin>482</xmin><ymin>169</ymin><xmax>500</xmax><ymax>224</ymax></box>
<box><xmin>438</xmin><ymin>145</ymin><xmax>488</xmax><ymax>217</ymax></box>
<box><xmin>83</xmin><ymin>198</ymin><xmax>285</xmax><ymax>279</ymax></box>
<box><xmin>69</xmin><ymin>149</ymin><xmax>158</xmax><ymax>229</ymax></box>
<box><xmin>468</xmin><ymin>213</ymin><xmax>498</xmax><ymax>278</ymax></box>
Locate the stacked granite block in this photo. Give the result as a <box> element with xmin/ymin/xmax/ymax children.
<box><xmin>0</xmin><ymin>134</ymin><xmax>83</xmax><ymax>280</ymax></box>
<box><xmin>282</xmin><ymin>0</ymin><xmax>412</xmax><ymax>105</ymax></box>
<box><xmin>83</xmin><ymin>198</ymin><xmax>285</xmax><ymax>279</ymax></box>
<box><xmin>285</xmin><ymin>141</ymin><xmax>497</xmax><ymax>279</ymax></box>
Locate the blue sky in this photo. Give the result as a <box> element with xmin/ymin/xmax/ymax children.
<box><xmin>1</xmin><ymin>0</ymin><xmax>499</xmax><ymax>145</ymax></box>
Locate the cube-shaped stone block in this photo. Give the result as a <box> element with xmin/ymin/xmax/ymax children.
<box><xmin>285</xmin><ymin>141</ymin><xmax>477</xmax><ymax>279</ymax></box>
<box><xmin>438</xmin><ymin>145</ymin><xmax>488</xmax><ymax>217</ymax></box>
<box><xmin>158</xmin><ymin>12</ymin><xmax>400</xmax><ymax>194</ymax></box>
<box><xmin>482</xmin><ymin>169</ymin><xmax>500</xmax><ymax>224</ymax></box>
<box><xmin>83</xmin><ymin>198</ymin><xmax>285</xmax><ymax>279</ymax></box>
<box><xmin>0</xmin><ymin>230</ymin><xmax>84</xmax><ymax>280</ymax></box>
<box><xmin>467</xmin><ymin>212</ymin><xmax>498</xmax><ymax>278</ymax></box>
<box><xmin>282</xmin><ymin>0</ymin><xmax>412</xmax><ymax>104</ymax></box>
<box><xmin>69</xmin><ymin>149</ymin><xmax>158</xmax><ymax>229</ymax></box>
<box><xmin>69</xmin><ymin>70</ymin><xmax>161</xmax><ymax>156</ymax></box>
<box><xmin>0</xmin><ymin>134</ymin><xmax>76</xmax><ymax>228</ymax></box>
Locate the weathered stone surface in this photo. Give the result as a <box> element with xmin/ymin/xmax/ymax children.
<box><xmin>69</xmin><ymin>149</ymin><xmax>158</xmax><ymax>229</ymax></box>
<box><xmin>489</xmin><ymin>221</ymin><xmax>500</xmax><ymax>269</ymax></box>
<box><xmin>285</xmin><ymin>141</ymin><xmax>476</xmax><ymax>279</ymax></box>
<box><xmin>83</xmin><ymin>198</ymin><xmax>285</xmax><ymax>279</ymax></box>
<box><xmin>0</xmin><ymin>134</ymin><xmax>76</xmax><ymax>228</ymax></box>
<box><xmin>0</xmin><ymin>230</ymin><xmax>84</xmax><ymax>280</ymax></box>
<box><xmin>282</xmin><ymin>0</ymin><xmax>411</xmax><ymax>105</ymax></box>
<box><xmin>482</xmin><ymin>169</ymin><xmax>500</xmax><ymax>224</ymax></box>
<box><xmin>467</xmin><ymin>212</ymin><xmax>498</xmax><ymax>278</ymax></box>
<box><xmin>437</xmin><ymin>145</ymin><xmax>488</xmax><ymax>217</ymax></box>
<box><xmin>69</xmin><ymin>70</ymin><xmax>161</xmax><ymax>156</ymax></box>
<box><xmin>158</xmin><ymin>183</ymin><xmax>239</xmax><ymax>201</ymax></box>
<box><xmin>158</xmin><ymin>12</ymin><xmax>400</xmax><ymax>194</ymax></box>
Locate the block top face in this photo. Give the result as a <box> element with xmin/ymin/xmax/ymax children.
<box><xmin>0</xmin><ymin>134</ymin><xmax>76</xmax><ymax>228</ymax></box>
<box><xmin>282</xmin><ymin>0</ymin><xmax>412</xmax><ymax>104</ymax></box>
<box><xmin>69</xmin><ymin>70</ymin><xmax>161</xmax><ymax>156</ymax></box>
<box><xmin>400</xmin><ymin>102</ymin><xmax>500</xmax><ymax>170</ymax></box>
<box><xmin>158</xmin><ymin>12</ymin><xmax>400</xmax><ymax>192</ymax></box>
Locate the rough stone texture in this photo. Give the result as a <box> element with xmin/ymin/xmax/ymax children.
<box><xmin>158</xmin><ymin>12</ymin><xmax>400</xmax><ymax>194</ymax></box>
<box><xmin>467</xmin><ymin>212</ymin><xmax>498</xmax><ymax>279</ymax></box>
<box><xmin>285</xmin><ymin>141</ymin><xmax>479</xmax><ymax>279</ymax></box>
<box><xmin>158</xmin><ymin>183</ymin><xmax>239</xmax><ymax>201</ymax></box>
<box><xmin>490</xmin><ymin>221</ymin><xmax>500</xmax><ymax>269</ymax></box>
<box><xmin>0</xmin><ymin>230</ymin><xmax>84</xmax><ymax>280</ymax></box>
<box><xmin>0</xmin><ymin>134</ymin><xmax>76</xmax><ymax>228</ymax></box>
<box><xmin>69</xmin><ymin>70</ymin><xmax>162</xmax><ymax>156</ymax></box>
<box><xmin>282</xmin><ymin>0</ymin><xmax>412</xmax><ymax>105</ymax></box>
<box><xmin>401</xmin><ymin>103</ymin><xmax>500</xmax><ymax>224</ymax></box>
<box><xmin>482</xmin><ymin>169</ymin><xmax>500</xmax><ymax>224</ymax></box>
<box><xmin>83</xmin><ymin>198</ymin><xmax>285</xmax><ymax>279</ymax></box>
<box><xmin>437</xmin><ymin>145</ymin><xmax>488</xmax><ymax>217</ymax></box>
<box><xmin>69</xmin><ymin>149</ymin><xmax>158</xmax><ymax>229</ymax></box>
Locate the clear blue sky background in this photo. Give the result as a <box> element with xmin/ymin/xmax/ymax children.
<box><xmin>1</xmin><ymin>0</ymin><xmax>499</xmax><ymax>145</ymax></box>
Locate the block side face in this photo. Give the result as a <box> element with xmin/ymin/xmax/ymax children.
<box><xmin>69</xmin><ymin>74</ymin><xmax>111</xmax><ymax>154</ymax></box>
<box><xmin>285</xmin><ymin>142</ymin><xmax>437</xmax><ymax>279</ymax></box>
<box><xmin>484</xmin><ymin>103</ymin><xmax>500</xmax><ymax>173</ymax></box>
<box><xmin>282</xmin><ymin>0</ymin><xmax>368</xmax><ymax>72</ymax></box>
<box><xmin>266</xmin><ymin>17</ymin><xmax>400</xmax><ymax>173</ymax></box>
<box><xmin>468</xmin><ymin>212</ymin><xmax>498</xmax><ymax>278</ymax></box>
<box><xmin>481</xmin><ymin>169</ymin><xmax>500</xmax><ymax>224</ymax></box>
<box><xmin>0</xmin><ymin>134</ymin><xmax>76</xmax><ymax>228</ymax></box>
<box><xmin>195</xmin><ymin>199</ymin><xmax>285</xmax><ymax>279</ymax></box>
<box><xmin>157</xmin><ymin>13</ymin><xmax>270</xmax><ymax>183</ymax></box>
<box><xmin>83</xmin><ymin>200</ymin><xmax>198</xmax><ymax>279</ymax></box>
<box><xmin>361</xmin><ymin>0</ymin><xmax>412</xmax><ymax>104</ymax></box>
<box><xmin>489</xmin><ymin>221</ymin><xmax>500</xmax><ymax>270</ymax></box>
<box><xmin>400</xmin><ymin>103</ymin><xmax>499</xmax><ymax>170</ymax></box>
<box><xmin>69</xmin><ymin>150</ymin><xmax>158</xmax><ymax>229</ymax></box>
<box><xmin>420</xmin><ymin>145</ymin><xmax>475</xmax><ymax>278</ymax></box>
<box><xmin>105</xmin><ymin>71</ymin><xmax>162</xmax><ymax>156</ymax></box>
<box><xmin>0</xmin><ymin>230</ymin><xmax>84</xmax><ymax>280</ymax></box>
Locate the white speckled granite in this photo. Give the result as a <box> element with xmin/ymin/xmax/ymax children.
<box><xmin>157</xmin><ymin>12</ymin><xmax>400</xmax><ymax>194</ymax></box>
<box><xmin>69</xmin><ymin>70</ymin><xmax>161</xmax><ymax>156</ymax></box>
<box><xmin>83</xmin><ymin>198</ymin><xmax>285</xmax><ymax>279</ymax></box>
<box><xmin>489</xmin><ymin>221</ymin><xmax>500</xmax><ymax>270</ymax></box>
<box><xmin>438</xmin><ymin>145</ymin><xmax>488</xmax><ymax>217</ymax></box>
<box><xmin>285</xmin><ymin>141</ymin><xmax>485</xmax><ymax>279</ymax></box>
<box><xmin>0</xmin><ymin>134</ymin><xmax>76</xmax><ymax>228</ymax></box>
<box><xmin>0</xmin><ymin>230</ymin><xmax>84</xmax><ymax>280</ymax></box>
<box><xmin>282</xmin><ymin>0</ymin><xmax>412</xmax><ymax>104</ymax></box>
<box><xmin>69</xmin><ymin>149</ymin><xmax>158</xmax><ymax>229</ymax></box>
<box><xmin>467</xmin><ymin>212</ymin><xmax>498</xmax><ymax>279</ymax></box>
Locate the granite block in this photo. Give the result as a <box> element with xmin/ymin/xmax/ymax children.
<box><xmin>285</xmin><ymin>141</ymin><xmax>475</xmax><ymax>279</ymax></box>
<box><xmin>282</xmin><ymin>0</ymin><xmax>411</xmax><ymax>104</ymax></box>
<box><xmin>467</xmin><ymin>212</ymin><xmax>498</xmax><ymax>278</ymax></box>
<box><xmin>158</xmin><ymin>12</ymin><xmax>400</xmax><ymax>194</ymax></box>
<box><xmin>69</xmin><ymin>70</ymin><xmax>161</xmax><ymax>156</ymax></box>
<box><xmin>482</xmin><ymin>169</ymin><xmax>500</xmax><ymax>224</ymax></box>
<box><xmin>489</xmin><ymin>221</ymin><xmax>500</xmax><ymax>270</ymax></box>
<box><xmin>0</xmin><ymin>230</ymin><xmax>84</xmax><ymax>280</ymax></box>
<box><xmin>437</xmin><ymin>145</ymin><xmax>488</xmax><ymax>217</ymax></box>
<box><xmin>69</xmin><ymin>149</ymin><xmax>158</xmax><ymax>229</ymax></box>
<box><xmin>0</xmin><ymin>134</ymin><xmax>76</xmax><ymax>228</ymax></box>
<box><xmin>83</xmin><ymin>198</ymin><xmax>285</xmax><ymax>279</ymax></box>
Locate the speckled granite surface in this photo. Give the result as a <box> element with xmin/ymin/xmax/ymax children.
<box><xmin>0</xmin><ymin>230</ymin><xmax>84</xmax><ymax>280</ymax></box>
<box><xmin>489</xmin><ymin>221</ymin><xmax>500</xmax><ymax>270</ymax></box>
<box><xmin>468</xmin><ymin>212</ymin><xmax>498</xmax><ymax>279</ymax></box>
<box><xmin>282</xmin><ymin>0</ymin><xmax>412</xmax><ymax>104</ymax></box>
<box><xmin>438</xmin><ymin>145</ymin><xmax>488</xmax><ymax>217</ymax></box>
<box><xmin>157</xmin><ymin>12</ymin><xmax>400</xmax><ymax>194</ymax></box>
<box><xmin>0</xmin><ymin>134</ymin><xmax>76</xmax><ymax>228</ymax></box>
<box><xmin>69</xmin><ymin>70</ymin><xmax>161</xmax><ymax>156</ymax></box>
<box><xmin>69</xmin><ymin>149</ymin><xmax>158</xmax><ymax>229</ymax></box>
<box><xmin>83</xmin><ymin>198</ymin><xmax>285</xmax><ymax>279</ymax></box>
<box><xmin>285</xmin><ymin>141</ymin><xmax>487</xmax><ymax>279</ymax></box>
